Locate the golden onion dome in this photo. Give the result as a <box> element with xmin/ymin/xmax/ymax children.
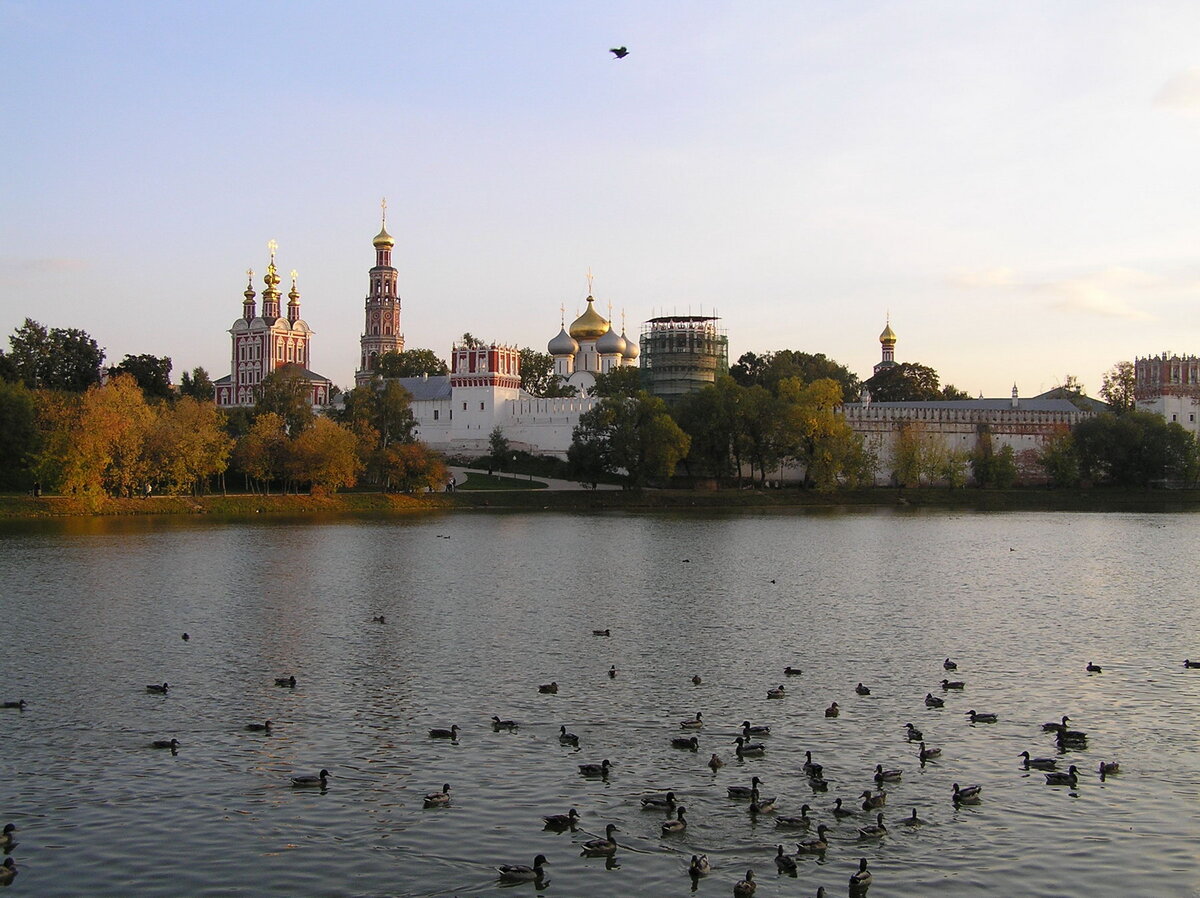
<box><xmin>569</xmin><ymin>296</ymin><xmax>610</xmax><ymax>341</ymax></box>
<box><xmin>373</xmin><ymin>225</ymin><xmax>395</xmax><ymax>248</ymax></box>
<box><xmin>879</xmin><ymin>321</ymin><xmax>897</xmax><ymax>345</ymax></box>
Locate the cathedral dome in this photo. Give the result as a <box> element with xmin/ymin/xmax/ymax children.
<box><xmin>621</xmin><ymin>331</ymin><xmax>640</xmax><ymax>360</ymax></box>
<box><xmin>569</xmin><ymin>297</ymin><xmax>610</xmax><ymax>341</ymax></box>
<box><xmin>879</xmin><ymin>322</ymin><xmax>897</xmax><ymax>345</ymax></box>
<box><xmin>596</xmin><ymin>327</ymin><xmax>626</xmax><ymax>355</ymax></box>
<box><xmin>548</xmin><ymin>327</ymin><xmax>579</xmax><ymax>356</ymax></box>
<box><xmin>373</xmin><ymin>226</ymin><xmax>395</xmax><ymax>249</ymax></box>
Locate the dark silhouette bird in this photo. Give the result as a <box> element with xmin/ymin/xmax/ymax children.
<box><xmin>498</xmin><ymin>854</ymin><xmax>549</xmax><ymax>883</ymax></box>
<box><xmin>610</xmin><ymin>46</ymin><xmax>629</xmax><ymax>59</ymax></box>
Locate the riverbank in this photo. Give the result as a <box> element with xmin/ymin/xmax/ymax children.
<box><xmin>3</xmin><ymin>486</ymin><xmax>1200</xmax><ymax>518</ymax></box>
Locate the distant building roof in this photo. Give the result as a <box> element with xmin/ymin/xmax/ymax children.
<box><xmin>1033</xmin><ymin>387</ymin><xmax>1110</xmax><ymax>413</ymax></box>
<box><xmin>851</xmin><ymin>398</ymin><xmax>1083</xmax><ymax>413</ymax></box>
<box><xmin>390</xmin><ymin>375</ymin><xmax>453</xmax><ymax>401</ymax></box>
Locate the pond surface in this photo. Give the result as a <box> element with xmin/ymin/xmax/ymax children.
<box><xmin>1</xmin><ymin>508</ymin><xmax>1198</xmax><ymax>897</ymax></box>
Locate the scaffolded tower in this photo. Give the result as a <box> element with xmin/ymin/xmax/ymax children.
<box><xmin>639</xmin><ymin>315</ymin><xmax>729</xmax><ymax>400</ymax></box>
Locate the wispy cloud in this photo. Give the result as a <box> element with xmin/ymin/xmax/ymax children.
<box><xmin>0</xmin><ymin>257</ymin><xmax>88</xmax><ymax>286</ymax></box>
<box><xmin>1154</xmin><ymin>68</ymin><xmax>1200</xmax><ymax>113</ymax></box>
<box><xmin>948</xmin><ymin>267</ymin><xmax>1015</xmax><ymax>288</ymax></box>
<box><xmin>1036</xmin><ymin>267</ymin><xmax>1166</xmax><ymax>321</ymax></box>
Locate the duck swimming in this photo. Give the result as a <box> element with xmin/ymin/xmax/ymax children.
<box><xmin>1019</xmin><ymin>750</ymin><xmax>1056</xmax><ymax>770</ymax></box>
<box><xmin>1045</xmin><ymin>764</ymin><xmax>1080</xmax><ymax>785</ymax></box>
<box><xmin>672</xmin><ymin>735</ymin><xmax>700</xmax><ymax>751</ymax></box>
<box><xmin>593</xmin><ymin>629</ymin><xmax>610</xmax><ymax>637</ymax></box>
<box><xmin>538</xmin><ymin>682</ymin><xmax>558</xmax><ymax>694</ymax></box>
<box><xmin>1042</xmin><ymin>715</ymin><xmax>1070</xmax><ymax>733</ymax></box>
<box><xmin>543</xmin><ymin>807</ymin><xmax>580</xmax><ymax>829</ymax></box>
<box><xmin>784</xmin><ymin>666</ymin><xmax>803</xmax><ymax>676</ymax></box>
<box><xmin>874</xmin><ymin>764</ymin><xmax>902</xmax><ymax>782</ymax></box>
<box><xmin>423</xmin><ymin>783</ymin><xmax>451</xmax><ymax>806</ymax></box>
<box><xmin>966</xmin><ymin>709</ymin><xmax>998</xmax><ymax>723</ymax></box>
<box><xmin>692</xmin><ymin>674</ymin><xmax>703</xmax><ymax>685</ymax></box>
<box><xmin>850</xmin><ymin>858</ymin><xmax>872</xmax><ymax>889</ymax></box>
<box><xmin>0</xmin><ymin>824</ymin><xmax>15</xmax><ymax>850</ymax></box>
<box><xmin>748</xmin><ymin>787</ymin><xmax>776</xmax><ymax>813</ymax></box>
<box><xmin>662</xmin><ymin>806</ymin><xmax>688</xmax><ymax>834</ymax></box>
<box><xmin>858</xmin><ymin>812</ymin><xmax>887</xmax><ymax>838</ymax></box>
<box><xmin>0</xmin><ymin>858</ymin><xmax>14</xmax><ymax>886</ymax></box>
<box><xmin>855</xmin><ymin>683</ymin><xmax>871</xmax><ymax>696</ymax></box>
<box><xmin>1086</xmin><ymin>661</ymin><xmax>1103</xmax><ymax>673</ymax></box>
<box><xmin>728</xmin><ymin>776</ymin><xmax>764</xmax><ymax>799</ymax></box>
<box><xmin>825</xmin><ymin>702</ymin><xmax>840</xmax><ymax>717</ymax></box>
<box><xmin>709</xmin><ymin>753</ymin><xmax>725</xmax><ymax>771</ymax></box>
<box><xmin>608</xmin><ymin>666</ymin><xmax>617</xmax><ymax>678</ymax></box>
<box><xmin>291</xmin><ymin>769</ymin><xmax>330</xmax><ymax>788</ymax></box>
<box><xmin>742</xmin><ymin>720</ymin><xmax>771</xmax><ymax>736</ymax></box>
<box><xmin>151</xmin><ymin>738</ymin><xmax>179</xmax><ymax>750</ymax></box>
<box><xmin>902</xmin><ymin>807</ymin><xmax>925</xmax><ymax>826</ymax></box>
<box><xmin>952</xmin><ymin>782</ymin><xmax>982</xmax><ymax>803</ymax></box>
<box><xmin>734</xmin><ymin>736</ymin><xmax>766</xmax><ymax>757</ymax></box>
<box><xmin>918</xmin><ymin>742</ymin><xmax>941</xmax><ymax>762</ymax></box>
<box><xmin>274</xmin><ymin>676</ymin><xmax>296</xmax><ymax>688</ymax></box>
<box><xmin>245</xmin><ymin>720</ymin><xmax>272</xmax><ymax>732</ymax></box>
<box><xmin>803</xmin><ymin>750</ymin><xmax>823</xmax><ymax>777</ymax></box>
<box><xmin>944</xmin><ymin>658</ymin><xmax>957</xmax><ymax>670</ymax></box>
<box><xmin>578</xmin><ymin>759</ymin><xmax>611</xmax><ymax>777</ymax></box>
<box><xmin>1</xmin><ymin>700</ymin><xmax>26</xmax><ymax>710</ymax></box>
<box><xmin>558</xmin><ymin>725</ymin><xmax>579</xmax><ymax>746</ymax></box>
<box><xmin>640</xmin><ymin>791</ymin><xmax>677</xmax><ymax>810</ymax></box>
<box><xmin>831</xmin><ymin>797</ymin><xmax>855</xmax><ymax>818</ymax></box>
<box><xmin>581</xmin><ymin>823</ymin><xmax>619</xmax><ymax>855</ymax></box>
<box><xmin>733</xmin><ymin>869</ymin><xmax>757</xmax><ymax>896</ymax></box>
<box><xmin>775</xmin><ymin>804</ymin><xmax>813</xmax><ymax>828</ymax></box>
<box><xmin>688</xmin><ymin>854</ymin><xmax>711</xmax><ymax>877</ymax></box>
<box><xmin>428</xmin><ymin>725</ymin><xmax>460</xmax><ymax>739</ymax></box>
<box><xmin>1099</xmin><ymin>760</ymin><xmax>1120</xmax><ymax>777</ymax></box>
<box><xmin>497</xmin><ymin>854</ymin><xmax>548</xmax><ymax>883</ymax></box>
<box><xmin>904</xmin><ymin>722</ymin><xmax>923</xmax><ymax>741</ymax></box>
<box><xmin>941</xmin><ymin>679</ymin><xmax>965</xmax><ymax>690</ymax></box>
<box><xmin>775</xmin><ymin>844</ymin><xmax>798</xmax><ymax>874</ymax></box>
<box><xmin>860</xmin><ymin>789</ymin><xmax>886</xmax><ymax>810</ymax></box>
<box><xmin>925</xmin><ymin>693</ymin><xmax>945</xmax><ymax>707</ymax></box>
<box><xmin>796</xmin><ymin>824</ymin><xmax>830</xmax><ymax>853</ymax></box>
<box><xmin>1185</xmin><ymin>659</ymin><xmax>1200</xmax><ymax>668</ymax></box>
<box><xmin>491</xmin><ymin>716</ymin><xmax>518</xmax><ymax>731</ymax></box>
<box><xmin>681</xmin><ymin>711</ymin><xmax>704</xmax><ymax>729</ymax></box>
<box><xmin>146</xmin><ymin>683</ymin><xmax>169</xmax><ymax>694</ymax></box>
<box><xmin>767</xmin><ymin>685</ymin><xmax>786</xmax><ymax>699</ymax></box>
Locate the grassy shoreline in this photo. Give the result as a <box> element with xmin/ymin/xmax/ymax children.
<box><xmin>2</xmin><ymin>486</ymin><xmax>1200</xmax><ymax>518</ymax></box>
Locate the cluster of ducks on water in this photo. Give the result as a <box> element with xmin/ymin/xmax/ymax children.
<box><xmin>6</xmin><ymin>628</ymin><xmax>1186</xmax><ymax>894</ymax></box>
<box><xmin>444</xmin><ymin>641</ymin><xmax>1143</xmax><ymax>896</ymax></box>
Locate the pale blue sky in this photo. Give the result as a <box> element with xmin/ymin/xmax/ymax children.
<box><xmin>5</xmin><ymin>1</ymin><xmax>1200</xmax><ymax>396</ymax></box>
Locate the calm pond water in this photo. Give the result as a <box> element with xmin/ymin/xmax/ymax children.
<box><xmin>1</xmin><ymin>508</ymin><xmax>1199</xmax><ymax>897</ymax></box>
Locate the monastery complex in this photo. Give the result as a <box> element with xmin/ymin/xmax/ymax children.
<box><xmin>210</xmin><ymin>215</ymin><xmax>1196</xmax><ymax>484</ymax></box>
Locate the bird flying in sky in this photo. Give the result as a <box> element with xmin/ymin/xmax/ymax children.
<box><xmin>610</xmin><ymin>46</ymin><xmax>629</xmax><ymax>59</ymax></box>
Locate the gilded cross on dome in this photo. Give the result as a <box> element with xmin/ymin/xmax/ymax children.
<box><xmin>585</xmin><ymin>267</ymin><xmax>594</xmax><ymax>295</ymax></box>
<box><xmin>381</xmin><ymin>196</ymin><xmax>387</xmax><ymax>224</ymax></box>
<box><xmin>560</xmin><ymin>304</ymin><xmax>566</xmax><ymax>327</ymax></box>
<box><xmin>267</xmin><ymin>239</ymin><xmax>278</xmax><ymax>263</ymax></box>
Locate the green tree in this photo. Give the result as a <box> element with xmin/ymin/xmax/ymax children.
<box><xmin>970</xmin><ymin>429</ymin><xmax>1017</xmax><ymax>488</ymax></box>
<box><xmin>376</xmin><ymin>348</ymin><xmax>449</xmax><ymax>378</ymax></box>
<box><xmin>111</xmin><ymin>354</ymin><xmax>173</xmax><ymax>400</ymax></box>
<box><xmin>143</xmin><ymin>397</ymin><xmax>232</xmax><ymax>495</ymax></box>
<box><xmin>730</xmin><ymin>350</ymin><xmax>861</xmax><ymax>402</ymax></box>
<box><xmin>517</xmin><ymin>348</ymin><xmax>576</xmax><ymax>397</ymax></box>
<box><xmin>569</xmin><ymin>392</ymin><xmax>691</xmax><ymax>488</ymax></box>
<box><xmin>236</xmin><ymin>412</ymin><xmax>288</xmax><ymax>494</ymax></box>
<box><xmin>1099</xmin><ymin>361</ymin><xmax>1136</xmax><ymax>413</ymax></box>
<box><xmin>1074</xmin><ymin>410</ymin><xmax>1199</xmax><ymax>487</ymax></box>
<box><xmin>776</xmin><ymin>377</ymin><xmax>872</xmax><ymax>490</ymax></box>
<box><xmin>255</xmin><ymin>367</ymin><xmax>314</xmax><ymax>434</ymax></box>
<box><xmin>488</xmin><ymin>426</ymin><xmax>511</xmax><ymax>469</ymax></box>
<box><xmin>460</xmin><ymin>332</ymin><xmax>485</xmax><ymax>349</ymax></box>
<box><xmin>0</xmin><ymin>379</ymin><xmax>39</xmax><ymax>490</ymax></box>
<box><xmin>1038</xmin><ymin>427</ymin><xmax>1080</xmax><ymax>487</ymax></box>
<box><xmin>179</xmin><ymin>366</ymin><xmax>215</xmax><ymax>401</ymax></box>
<box><xmin>378</xmin><ymin>442</ymin><xmax>449</xmax><ymax>492</ymax></box>
<box><xmin>288</xmin><ymin>417</ymin><xmax>360</xmax><ymax>493</ymax></box>
<box><xmin>8</xmin><ymin>318</ymin><xmax>105</xmax><ymax>391</ymax></box>
<box><xmin>676</xmin><ymin>376</ymin><xmax>741</xmax><ymax>482</ymax></box>
<box><xmin>590</xmin><ymin>366</ymin><xmax>642</xmax><ymax>398</ymax></box>
<box><xmin>864</xmin><ymin>362</ymin><xmax>944</xmax><ymax>402</ymax></box>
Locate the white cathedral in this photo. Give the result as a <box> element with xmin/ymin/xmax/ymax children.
<box><xmin>354</xmin><ymin>216</ymin><xmax>640</xmax><ymax>457</ymax></box>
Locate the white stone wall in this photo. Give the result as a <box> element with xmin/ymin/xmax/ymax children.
<box><xmin>1137</xmin><ymin>394</ymin><xmax>1200</xmax><ymax>439</ymax></box>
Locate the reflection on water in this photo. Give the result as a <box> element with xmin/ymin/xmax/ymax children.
<box><xmin>1</xmin><ymin>509</ymin><xmax>1200</xmax><ymax>896</ymax></box>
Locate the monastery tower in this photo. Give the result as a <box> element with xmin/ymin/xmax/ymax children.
<box><xmin>356</xmin><ymin>200</ymin><xmax>405</xmax><ymax>386</ymax></box>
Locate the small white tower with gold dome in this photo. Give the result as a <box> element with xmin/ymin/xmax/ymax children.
<box><xmin>874</xmin><ymin>318</ymin><xmax>897</xmax><ymax>376</ymax></box>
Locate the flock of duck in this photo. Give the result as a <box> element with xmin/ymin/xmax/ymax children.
<box><xmin>394</xmin><ymin>640</ymin><xmax>1143</xmax><ymax>896</ymax></box>
<box><xmin>7</xmin><ymin>628</ymin><xmax>1193</xmax><ymax>896</ymax></box>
